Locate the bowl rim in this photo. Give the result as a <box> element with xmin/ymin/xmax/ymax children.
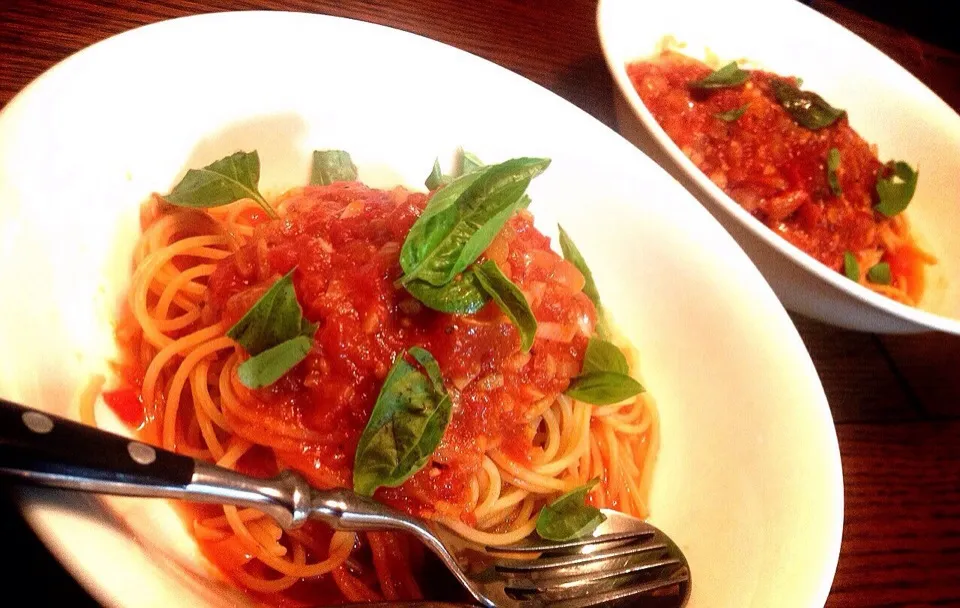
<box><xmin>1</xmin><ymin>9</ymin><xmax>844</xmax><ymax>608</ymax></box>
<box><xmin>596</xmin><ymin>0</ymin><xmax>960</xmax><ymax>336</ymax></box>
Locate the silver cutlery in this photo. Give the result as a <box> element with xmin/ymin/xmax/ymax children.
<box><xmin>0</xmin><ymin>398</ymin><xmax>690</xmax><ymax>607</ymax></box>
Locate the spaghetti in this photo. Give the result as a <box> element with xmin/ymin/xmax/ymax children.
<box><xmin>97</xmin><ymin>172</ymin><xmax>658</xmax><ymax>604</ymax></box>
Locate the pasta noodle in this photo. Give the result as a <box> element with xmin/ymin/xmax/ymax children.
<box><xmin>94</xmin><ymin>178</ymin><xmax>658</xmax><ymax>604</ymax></box>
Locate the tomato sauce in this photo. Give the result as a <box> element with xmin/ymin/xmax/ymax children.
<box><xmin>627</xmin><ymin>51</ymin><xmax>918</xmax><ymax>281</ymax></box>
<box><xmin>204</xmin><ymin>183</ymin><xmax>595</xmax><ymax>520</ymax></box>
<box><xmin>101</xmin><ymin>387</ymin><xmax>144</xmax><ymax>428</ymax></box>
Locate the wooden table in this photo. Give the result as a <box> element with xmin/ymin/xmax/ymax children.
<box><xmin>2</xmin><ymin>1</ymin><xmax>959</xmax><ymax>605</ymax></box>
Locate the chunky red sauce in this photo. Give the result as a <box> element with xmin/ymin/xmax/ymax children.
<box><xmin>628</xmin><ymin>51</ymin><xmax>928</xmax><ymax>297</ymax></box>
<box><xmin>202</xmin><ymin>183</ymin><xmax>595</xmax><ymax>520</ymax></box>
<box><xmin>101</xmin><ymin>386</ymin><xmax>144</xmax><ymax>427</ymax></box>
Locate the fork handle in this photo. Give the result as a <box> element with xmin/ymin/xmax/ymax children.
<box><xmin>0</xmin><ymin>400</ymin><xmax>493</xmax><ymax>606</ymax></box>
<box><xmin>0</xmin><ymin>399</ymin><xmax>441</xmax><ymax>536</ymax></box>
<box><xmin>0</xmin><ymin>398</ymin><xmax>312</xmax><ymax>528</ymax></box>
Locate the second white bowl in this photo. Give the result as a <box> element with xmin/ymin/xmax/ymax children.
<box><xmin>598</xmin><ymin>0</ymin><xmax>960</xmax><ymax>334</ymax></box>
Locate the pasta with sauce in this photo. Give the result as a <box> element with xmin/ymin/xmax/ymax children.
<box><xmin>628</xmin><ymin>50</ymin><xmax>935</xmax><ymax>306</ymax></box>
<box><xmin>81</xmin><ymin>150</ymin><xmax>659</xmax><ymax>605</ymax></box>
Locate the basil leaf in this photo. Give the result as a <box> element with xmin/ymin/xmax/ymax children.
<box><xmin>827</xmin><ymin>148</ymin><xmax>842</xmax><ymax>196</ymax></box>
<box><xmin>460</xmin><ymin>150</ymin><xmax>484</xmax><ymax>174</ymax></box>
<box><xmin>568</xmin><ymin>334</ymin><xmax>640</xmax><ymax>406</ymax></box>
<box><xmin>236</xmin><ymin>336</ymin><xmax>312</xmax><ymax>389</ymax></box>
<box><xmin>566</xmin><ymin>372</ymin><xmax>643</xmax><ymax>405</ymax></box>
<box><xmin>795</xmin><ymin>77</ymin><xmax>804</xmax><ymax>87</ymax></box>
<box><xmin>353</xmin><ymin>347</ymin><xmax>452</xmax><ymax>496</ymax></box>
<box><xmin>770</xmin><ymin>79</ymin><xmax>846</xmax><ymax>130</ymax></box>
<box><xmin>425</xmin><ymin>159</ymin><xmax>450</xmax><ymax>191</ymax></box>
<box><xmin>843</xmin><ymin>251</ymin><xmax>859</xmax><ymax>281</ymax></box>
<box><xmin>557</xmin><ymin>226</ymin><xmax>610</xmax><ymax>340</ymax></box>
<box><xmin>419</xmin><ymin>152</ymin><xmax>497</xmax><ymax>218</ymax></box>
<box><xmin>424</xmin><ymin>150</ymin><xmax>485</xmax><ymax>191</ymax></box>
<box><xmin>165</xmin><ymin>150</ymin><xmax>277</xmax><ymax>218</ymax></box>
<box><xmin>399</xmin><ymin>157</ymin><xmax>550</xmax><ymax>286</ymax></box>
<box><xmin>688</xmin><ymin>61</ymin><xmax>749</xmax><ymax>89</ymax></box>
<box><xmin>474</xmin><ymin>261</ymin><xmax>537</xmax><ymax>351</ymax></box>
<box><xmin>582</xmin><ymin>338</ymin><xmax>628</xmax><ymax>375</ymax></box>
<box><xmin>536</xmin><ymin>478</ymin><xmax>606</xmax><ymax>541</ymax></box>
<box><xmin>400</xmin><ymin>168</ymin><xmax>491</xmax><ymax>293</ymax></box>
<box><xmin>874</xmin><ymin>161</ymin><xmax>918</xmax><ymax>218</ymax></box>
<box><xmin>310</xmin><ymin>150</ymin><xmax>358</xmax><ymax>185</ymax></box>
<box><xmin>404</xmin><ymin>269</ymin><xmax>490</xmax><ymax>314</ymax></box>
<box><xmin>415</xmin><ymin>168</ymin><xmax>489</xmax><ymax>226</ymax></box>
<box><xmin>715</xmin><ymin>103</ymin><xmax>749</xmax><ymax>122</ymax></box>
<box><xmin>867</xmin><ymin>262</ymin><xmax>892</xmax><ymax>285</ymax></box>
<box><xmin>227</xmin><ymin>269</ymin><xmax>317</xmax><ymax>356</ymax></box>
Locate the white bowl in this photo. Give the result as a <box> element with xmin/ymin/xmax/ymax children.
<box><xmin>0</xmin><ymin>12</ymin><xmax>842</xmax><ymax>608</ymax></box>
<box><xmin>598</xmin><ymin>0</ymin><xmax>960</xmax><ymax>335</ymax></box>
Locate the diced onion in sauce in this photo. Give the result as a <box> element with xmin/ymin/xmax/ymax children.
<box><xmin>535</xmin><ymin>322</ymin><xmax>577</xmax><ymax>343</ymax></box>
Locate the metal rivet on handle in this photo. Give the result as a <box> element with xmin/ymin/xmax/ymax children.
<box><xmin>127</xmin><ymin>441</ymin><xmax>157</xmax><ymax>466</ymax></box>
<box><xmin>22</xmin><ymin>411</ymin><xmax>54</xmax><ymax>434</ymax></box>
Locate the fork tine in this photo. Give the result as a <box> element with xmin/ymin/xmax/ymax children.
<box><xmin>503</xmin><ymin>556</ymin><xmax>683</xmax><ymax>593</ymax></box>
<box><xmin>548</xmin><ymin>566</ymin><xmax>690</xmax><ymax>608</ymax></box>
<box><xmin>485</xmin><ymin>527</ymin><xmax>655</xmax><ymax>554</ymax></box>
<box><xmin>496</xmin><ymin>539</ymin><xmax>669</xmax><ymax>572</ymax></box>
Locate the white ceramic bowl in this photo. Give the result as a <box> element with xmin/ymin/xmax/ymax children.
<box><xmin>598</xmin><ymin>0</ymin><xmax>960</xmax><ymax>334</ymax></box>
<box><xmin>0</xmin><ymin>12</ymin><xmax>842</xmax><ymax>608</ymax></box>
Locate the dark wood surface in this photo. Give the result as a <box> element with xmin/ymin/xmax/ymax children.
<box><xmin>2</xmin><ymin>1</ymin><xmax>960</xmax><ymax>605</ymax></box>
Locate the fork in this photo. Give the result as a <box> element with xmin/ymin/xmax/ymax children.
<box><xmin>0</xmin><ymin>398</ymin><xmax>690</xmax><ymax>607</ymax></box>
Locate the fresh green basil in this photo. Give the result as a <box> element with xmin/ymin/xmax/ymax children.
<box><xmin>581</xmin><ymin>337</ymin><xmax>629</xmax><ymax>375</ymax></box>
<box><xmin>688</xmin><ymin>61</ymin><xmax>749</xmax><ymax>89</ymax></box>
<box><xmin>425</xmin><ymin>159</ymin><xmax>449</xmax><ymax>191</ymax></box>
<box><xmin>353</xmin><ymin>347</ymin><xmax>452</xmax><ymax>497</ymax></box>
<box><xmin>874</xmin><ymin>161</ymin><xmax>918</xmax><ymax>218</ymax></box>
<box><xmin>460</xmin><ymin>151</ymin><xmax>484</xmax><ymax>174</ymax></box>
<box><xmin>404</xmin><ymin>270</ymin><xmax>490</xmax><ymax>314</ymax></box>
<box><xmin>418</xmin><ymin>152</ymin><xmax>496</xmax><ymax>222</ymax></box>
<box><xmin>843</xmin><ymin>251</ymin><xmax>859</xmax><ymax>281</ymax></box>
<box><xmin>227</xmin><ymin>269</ymin><xmax>317</xmax><ymax>356</ymax></box>
<box><xmin>566</xmin><ymin>371</ymin><xmax>643</xmax><ymax>405</ymax></box>
<box><xmin>408</xmin><ymin>155</ymin><xmax>536</xmax><ymax>314</ymax></box>
<box><xmin>867</xmin><ymin>262</ymin><xmax>892</xmax><ymax>285</ymax></box>
<box><xmin>473</xmin><ymin>261</ymin><xmax>537</xmax><ymax>351</ymax></box>
<box><xmin>770</xmin><ymin>79</ymin><xmax>846</xmax><ymax>130</ymax></box>
<box><xmin>399</xmin><ymin>157</ymin><xmax>550</xmax><ymax>286</ymax></box>
<box><xmin>310</xmin><ymin>150</ymin><xmax>358</xmax><ymax>185</ymax></box>
<box><xmin>164</xmin><ymin>150</ymin><xmax>277</xmax><ymax>218</ymax></box>
<box><xmin>424</xmin><ymin>149</ymin><xmax>485</xmax><ymax>191</ymax></box>
<box><xmin>227</xmin><ymin>270</ymin><xmax>318</xmax><ymax>389</ymax></box>
<box><xmin>536</xmin><ymin>478</ymin><xmax>606</xmax><ymax>541</ymax></box>
<box><xmin>413</xmin><ymin>168</ymin><xmax>489</xmax><ymax>229</ymax></box>
<box><xmin>568</xmin><ymin>338</ymin><xmax>642</xmax><ymax>405</ymax></box>
<box><xmin>715</xmin><ymin>103</ymin><xmax>749</xmax><ymax>122</ymax></box>
<box><xmin>236</xmin><ymin>336</ymin><xmax>312</xmax><ymax>389</ymax></box>
<box><xmin>402</xmin><ymin>168</ymin><xmax>495</xmax><ymax>307</ymax></box>
<box><xmin>826</xmin><ymin>148</ymin><xmax>842</xmax><ymax>196</ymax></box>
<box><xmin>557</xmin><ymin>226</ymin><xmax>610</xmax><ymax>340</ymax></box>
